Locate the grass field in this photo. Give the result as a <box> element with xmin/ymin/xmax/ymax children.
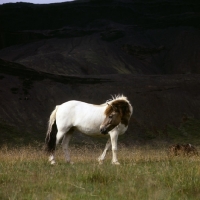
<box><xmin>1</xmin><ymin>144</ymin><xmax>200</xmax><ymax>200</ymax></box>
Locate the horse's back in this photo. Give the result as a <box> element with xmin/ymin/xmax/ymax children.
<box><xmin>59</xmin><ymin>100</ymin><xmax>103</xmax><ymax>115</ymax></box>
<box><xmin>56</xmin><ymin>100</ymin><xmax>106</xmax><ymax>135</ymax></box>
<box><xmin>56</xmin><ymin>100</ymin><xmax>86</xmax><ymax>123</ymax></box>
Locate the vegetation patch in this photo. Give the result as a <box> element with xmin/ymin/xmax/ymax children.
<box><xmin>80</xmin><ymin>169</ymin><xmax>119</xmax><ymax>185</ymax></box>
<box><xmin>142</xmin><ymin>117</ymin><xmax>200</xmax><ymax>145</ymax></box>
<box><xmin>0</xmin><ymin>146</ymin><xmax>200</xmax><ymax>200</ymax></box>
<box><xmin>0</xmin><ymin>122</ymin><xmax>44</xmax><ymax>146</ymax></box>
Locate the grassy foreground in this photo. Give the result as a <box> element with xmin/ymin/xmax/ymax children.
<box><xmin>1</xmin><ymin>145</ymin><xmax>200</xmax><ymax>200</ymax></box>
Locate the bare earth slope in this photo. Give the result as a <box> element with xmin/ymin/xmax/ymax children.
<box><xmin>0</xmin><ymin>0</ymin><xmax>200</xmax><ymax>144</ymax></box>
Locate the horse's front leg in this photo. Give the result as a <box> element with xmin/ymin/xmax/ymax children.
<box><xmin>98</xmin><ymin>138</ymin><xmax>111</xmax><ymax>164</ymax></box>
<box><xmin>109</xmin><ymin>131</ymin><xmax>120</xmax><ymax>165</ymax></box>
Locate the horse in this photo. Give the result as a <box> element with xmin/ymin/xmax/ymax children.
<box><xmin>45</xmin><ymin>95</ymin><xmax>133</xmax><ymax>165</ymax></box>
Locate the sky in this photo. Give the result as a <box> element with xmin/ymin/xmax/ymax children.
<box><xmin>0</xmin><ymin>0</ymin><xmax>74</xmax><ymax>4</ymax></box>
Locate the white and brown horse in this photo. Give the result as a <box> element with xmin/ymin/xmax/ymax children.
<box><xmin>45</xmin><ymin>95</ymin><xmax>133</xmax><ymax>165</ymax></box>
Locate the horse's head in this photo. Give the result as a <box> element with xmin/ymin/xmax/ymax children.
<box><xmin>100</xmin><ymin>103</ymin><xmax>122</xmax><ymax>134</ymax></box>
<box><xmin>100</xmin><ymin>100</ymin><xmax>132</xmax><ymax>134</ymax></box>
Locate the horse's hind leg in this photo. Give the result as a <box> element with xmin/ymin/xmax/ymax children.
<box><xmin>98</xmin><ymin>138</ymin><xmax>111</xmax><ymax>165</ymax></box>
<box><xmin>62</xmin><ymin>129</ymin><xmax>74</xmax><ymax>164</ymax></box>
<box><xmin>49</xmin><ymin>130</ymin><xmax>66</xmax><ymax>165</ymax></box>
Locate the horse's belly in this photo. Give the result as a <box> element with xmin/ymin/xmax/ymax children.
<box><xmin>76</xmin><ymin>125</ymin><xmax>101</xmax><ymax>136</ymax></box>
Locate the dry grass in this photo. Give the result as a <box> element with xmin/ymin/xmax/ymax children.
<box><xmin>1</xmin><ymin>144</ymin><xmax>200</xmax><ymax>200</ymax></box>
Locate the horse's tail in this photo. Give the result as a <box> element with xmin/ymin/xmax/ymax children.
<box><xmin>45</xmin><ymin>106</ymin><xmax>59</xmax><ymax>153</ymax></box>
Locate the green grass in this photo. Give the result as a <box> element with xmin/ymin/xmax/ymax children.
<box><xmin>1</xmin><ymin>117</ymin><xmax>200</xmax><ymax>199</ymax></box>
<box><xmin>1</xmin><ymin>145</ymin><xmax>200</xmax><ymax>200</ymax></box>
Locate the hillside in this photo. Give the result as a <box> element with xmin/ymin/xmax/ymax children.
<box><xmin>0</xmin><ymin>0</ymin><xmax>200</xmax><ymax>145</ymax></box>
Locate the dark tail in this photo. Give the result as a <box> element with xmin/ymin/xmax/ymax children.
<box><xmin>45</xmin><ymin>106</ymin><xmax>59</xmax><ymax>153</ymax></box>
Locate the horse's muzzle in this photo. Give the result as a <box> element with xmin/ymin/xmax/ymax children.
<box><xmin>100</xmin><ymin>127</ymin><xmax>108</xmax><ymax>135</ymax></box>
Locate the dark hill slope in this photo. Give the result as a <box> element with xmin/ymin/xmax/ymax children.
<box><xmin>0</xmin><ymin>1</ymin><xmax>200</xmax><ymax>75</ymax></box>
<box><xmin>0</xmin><ymin>59</ymin><xmax>200</xmax><ymax>144</ymax></box>
<box><xmin>0</xmin><ymin>0</ymin><xmax>200</xmax><ymax>144</ymax></box>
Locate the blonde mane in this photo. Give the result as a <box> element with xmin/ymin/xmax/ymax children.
<box><xmin>106</xmin><ymin>94</ymin><xmax>133</xmax><ymax>114</ymax></box>
<box><xmin>106</xmin><ymin>94</ymin><xmax>128</xmax><ymax>102</ymax></box>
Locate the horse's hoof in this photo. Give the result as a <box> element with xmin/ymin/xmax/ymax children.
<box><xmin>98</xmin><ymin>160</ymin><xmax>103</xmax><ymax>165</ymax></box>
<box><xmin>50</xmin><ymin>160</ymin><xmax>56</xmax><ymax>165</ymax></box>
<box><xmin>112</xmin><ymin>161</ymin><xmax>120</xmax><ymax>165</ymax></box>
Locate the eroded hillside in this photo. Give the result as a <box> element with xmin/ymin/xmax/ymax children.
<box><xmin>0</xmin><ymin>0</ymin><xmax>200</xmax><ymax>144</ymax></box>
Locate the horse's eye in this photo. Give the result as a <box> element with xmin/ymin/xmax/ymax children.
<box><xmin>109</xmin><ymin>115</ymin><xmax>112</xmax><ymax>119</ymax></box>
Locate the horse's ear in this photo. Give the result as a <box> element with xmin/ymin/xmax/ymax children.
<box><xmin>107</xmin><ymin>103</ymin><xmax>113</xmax><ymax>109</ymax></box>
<box><xmin>107</xmin><ymin>103</ymin><xmax>118</xmax><ymax>111</ymax></box>
<box><xmin>107</xmin><ymin>103</ymin><xmax>111</xmax><ymax>108</ymax></box>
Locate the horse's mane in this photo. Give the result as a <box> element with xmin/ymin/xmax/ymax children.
<box><xmin>105</xmin><ymin>95</ymin><xmax>133</xmax><ymax>126</ymax></box>
<box><xmin>106</xmin><ymin>94</ymin><xmax>128</xmax><ymax>103</ymax></box>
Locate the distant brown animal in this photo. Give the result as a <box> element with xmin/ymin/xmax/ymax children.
<box><xmin>168</xmin><ymin>143</ymin><xmax>198</xmax><ymax>156</ymax></box>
